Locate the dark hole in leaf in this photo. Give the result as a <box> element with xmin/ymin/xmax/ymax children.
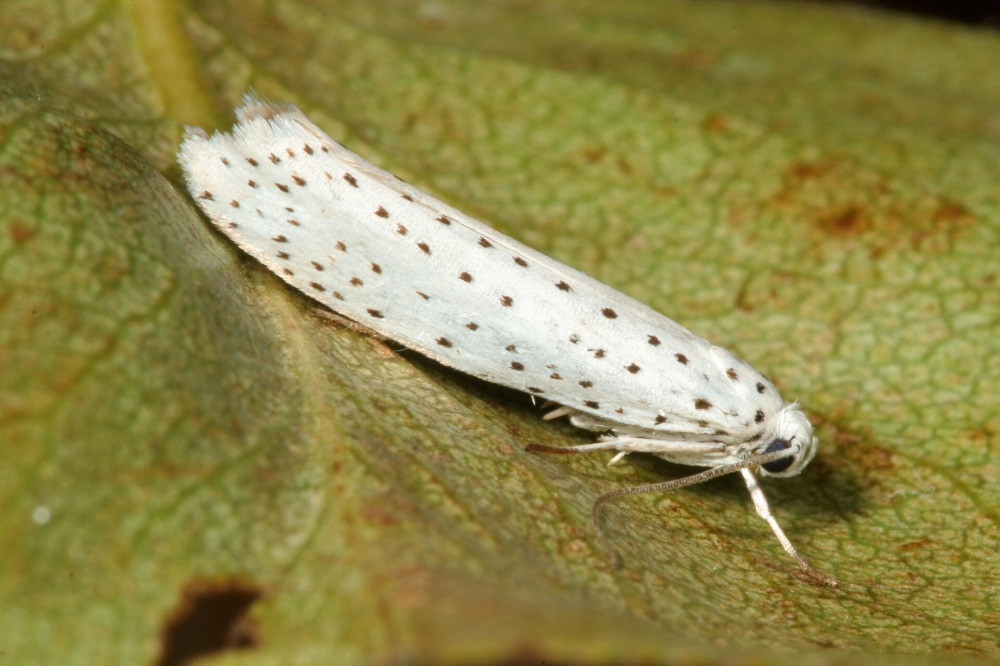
<box><xmin>155</xmin><ymin>579</ymin><xmax>263</xmax><ymax>666</ymax></box>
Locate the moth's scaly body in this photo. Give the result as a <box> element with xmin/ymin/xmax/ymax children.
<box><xmin>179</xmin><ymin>95</ymin><xmax>830</xmax><ymax>584</ymax></box>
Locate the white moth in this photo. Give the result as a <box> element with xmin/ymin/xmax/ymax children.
<box><xmin>179</xmin><ymin>94</ymin><xmax>833</xmax><ymax>585</ymax></box>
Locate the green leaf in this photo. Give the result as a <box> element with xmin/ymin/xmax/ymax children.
<box><xmin>2</xmin><ymin>1</ymin><xmax>999</xmax><ymax>663</ymax></box>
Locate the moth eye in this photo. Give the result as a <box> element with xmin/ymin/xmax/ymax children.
<box><xmin>761</xmin><ymin>439</ymin><xmax>794</xmax><ymax>474</ymax></box>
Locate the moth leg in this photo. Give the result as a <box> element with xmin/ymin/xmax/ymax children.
<box><xmin>527</xmin><ymin>437</ymin><xmax>724</xmax><ymax>456</ymax></box>
<box><xmin>607</xmin><ymin>451</ymin><xmax>629</xmax><ymax>466</ymax></box>
<box><xmin>740</xmin><ymin>468</ymin><xmax>838</xmax><ymax>587</ymax></box>
<box><xmin>534</xmin><ymin>440</ymin><xmax>836</xmax><ymax>585</ymax></box>
<box><xmin>601</xmin><ymin>437</ymin><xmax>722</xmax><ymax>466</ymax></box>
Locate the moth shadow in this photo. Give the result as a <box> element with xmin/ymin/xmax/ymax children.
<box><xmin>380</xmin><ymin>349</ymin><xmax>865</xmax><ymax>528</ymax></box>
<box><xmin>618</xmin><ymin>451</ymin><xmax>863</xmax><ymax>525</ymax></box>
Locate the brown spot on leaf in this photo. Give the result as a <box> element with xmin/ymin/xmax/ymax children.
<box><xmin>581</xmin><ymin>146</ymin><xmax>606</xmax><ymax>162</ymax></box>
<box><xmin>897</xmin><ymin>538</ymin><xmax>934</xmax><ymax>552</ymax></box>
<box><xmin>789</xmin><ymin>161</ymin><xmax>834</xmax><ymax>179</ymax></box>
<box><xmin>819</xmin><ymin>204</ymin><xmax>870</xmax><ymax>236</ymax></box>
<box><xmin>702</xmin><ymin>113</ymin><xmax>729</xmax><ymax>133</ymax></box>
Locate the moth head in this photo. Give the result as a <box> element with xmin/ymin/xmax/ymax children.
<box><xmin>756</xmin><ymin>403</ymin><xmax>817</xmax><ymax>478</ymax></box>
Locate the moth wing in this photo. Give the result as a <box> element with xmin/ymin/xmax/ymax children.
<box><xmin>181</xmin><ymin>97</ymin><xmax>786</xmax><ymax>445</ymax></box>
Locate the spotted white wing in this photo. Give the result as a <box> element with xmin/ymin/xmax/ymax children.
<box><xmin>179</xmin><ymin>96</ymin><xmax>787</xmax><ymax>445</ymax></box>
